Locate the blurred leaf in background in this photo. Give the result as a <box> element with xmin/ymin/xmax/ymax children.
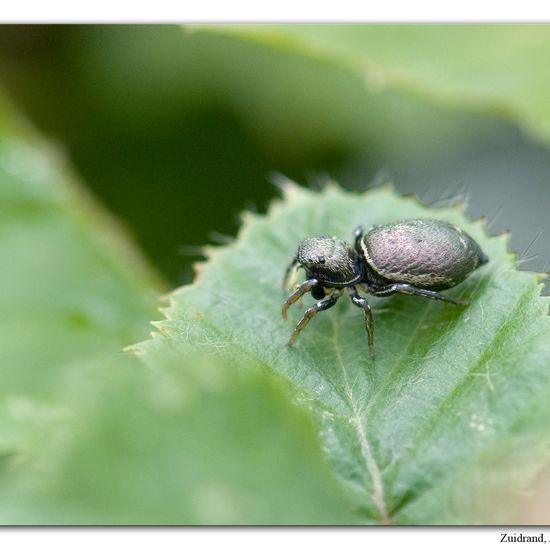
<box><xmin>0</xmin><ymin>91</ymin><xmax>161</xmax><ymax>400</ymax></box>
<box><xmin>220</xmin><ymin>25</ymin><xmax>550</xmax><ymax>146</ymax></box>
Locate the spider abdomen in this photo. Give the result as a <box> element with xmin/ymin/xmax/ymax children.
<box><xmin>360</xmin><ymin>219</ymin><xmax>488</xmax><ymax>290</ymax></box>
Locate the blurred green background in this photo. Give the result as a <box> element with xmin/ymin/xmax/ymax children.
<box><xmin>0</xmin><ymin>24</ymin><xmax>548</xmax><ymax>286</ymax></box>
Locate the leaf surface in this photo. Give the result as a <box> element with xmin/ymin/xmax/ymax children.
<box><xmin>142</xmin><ymin>180</ymin><xmax>550</xmax><ymax>524</ymax></box>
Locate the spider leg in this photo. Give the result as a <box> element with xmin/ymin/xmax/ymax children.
<box><xmin>348</xmin><ymin>286</ymin><xmax>375</xmax><ymax>357</ymax></box>
<box><xmin>287</xmin><ymin>290</ymin><xmax>342</xmax><ymax>346</ymax></box>
<box><xmin>281</xmin><ymin>278</ymin><xmax>319</xmax><ymax>320</ymax></box>
<box><xmin>353</xmin><ymin>225</ymin><xmax>365</xmax><ymax>253</ymax></box>
<box><xmin>282</xmin><ymin>256</ymin><xmax>299</xmax><ymax>292</ymax></box>
<box><xmin>367</xmin><ymin>282</ymin><xmax>470</xmax><ymax>306</ymax></box>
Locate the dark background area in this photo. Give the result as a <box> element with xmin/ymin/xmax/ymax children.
<box><xmin>0</xmin><ymin>25</ymin><xmax>548</xmax><ymax>288</ymax></box>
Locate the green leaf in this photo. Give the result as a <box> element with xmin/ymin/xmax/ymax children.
<box><xmin>140</xmin><ymin>180</ymin><xmax>550</xmax><ymax>524</ymax></box>
<box><xmin>0</xmin><ymin>88</ymin><xmax>158</xmax><ymax>515</ymax></box>
<box><xmin>0</xmin><ymin>92</ymin><xmax>164</xmax><ymax>401</ymax></box>
<box><xmin>0</xmin><ymin>93</ymin><xmax>356</xmax><ymax>525</ymax></box>
<box><xmin>202</xmin><ymin>25</ymin><xmax>550</xmax><ymax>147</ymax></box>
<box><xmin>15</xmin><ymin>352</ymin><xmax>357</xmax><ymax>525</ymax></box>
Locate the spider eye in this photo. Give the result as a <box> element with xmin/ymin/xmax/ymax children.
<box><xmin>317</xmin><ymin>256</ymin><xmax>326</xmax><ymax>264</ymax></box>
